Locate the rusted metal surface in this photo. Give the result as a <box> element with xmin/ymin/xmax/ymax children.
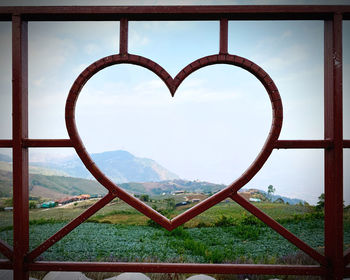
<box><xmin>324</xmin><ymin>13</ymin><xmax>344</xmax><ymax>280</ymax></box>
<box><xmin>0</xmin><ymin>5</ymin><xmax>348</xmax><ymax>279</ymax></box>
<box><xmin>28</xmin><ymin>262</ymin><xmax>326</xmax><ymax>275</ymax></box>
<box><xmin>231</xmin><ymin>194</ymin><xmax>327</xmax><ymax>266</ymax></box>
<box><xmin>11</xmin><ymin>14</ymin><xmax>29</xmax><ymax>280</ymax></box>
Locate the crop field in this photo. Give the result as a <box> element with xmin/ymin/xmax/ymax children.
<box><xmin>0</xmin><ymin>201</ymin><xmax>350</xmax><ymax>266</ymax></box>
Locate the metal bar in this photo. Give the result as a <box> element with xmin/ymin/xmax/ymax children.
<box><xmin>231</xmin><ymin>194</ymin><xmax>327</xmax><ymax>266</ymax></box>
<box><xmin>22</xmin><ymin>139</ymin><xmax>73</xmax><ymax>147</ymax></box>
<box><xmin>275</xmin><ymin>140</ymin><xmax>333</xmax><ymax>149</ymax></box>
<box><xmin>27</xmin><ymin>192</ymin><xmax>116</xmax><ymax>262</ymax></box>
<box><xmin>0</xmin><ymin>140</ymin><xmax>12</xmax><ymax>147</ymax></box>
<box><xmin>0</xmin><ymin>6</ymin><xmax>350</xmax><ymax>21</ymax></box>
<box><xmin>344</xmin><ymin>248</ymin><xmax>350</xmax><ymax>266</ymax></box>
<box><xmin>0</xmin><ymin>260</ymin><xmax>12</xmax><ymax>270</ymax></box>
<box><xmin>324</xmin><ymin>13</ymin><xmax>344</xmax><ymax>280</ymax></box>
<box><xmin>12</xmin><ymin>14</ymin><xmax>29</xmax><ymax>280</ymax></box>
<box><xmin>344</xmin><ymin>140</ymin><xmax>350</xmax><ymax>148</ymax></box>
<box><xmin>219</xmin><ymin>18</ymin><xmax>228</xmax><ymax>54</ymax></box>
<box><xmin>119</xmin><ymin>18</ymin><xmax>128</xmax><ymax>55</ymax></box>
<box><xmin>28</xmin><ymin>262</ymin><xmax>325</xmax><ymax>275</ymax></box>
<box><xmin>345</xmin><ymin>266</ymin><xmax>350</xmax><ymax>277</ymax></box>
<box><xmin>0</xmin><ymin>240</ymin><xmax>13</xmax><ymax>261</ymax></box>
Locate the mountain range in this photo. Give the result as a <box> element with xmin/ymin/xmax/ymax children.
<box><xmin>31</xmin><ymin>150</ymin><xmax>179</xmax><ymax>183</ymax></box>
<box><xmin>0</xmin><ymin>150</ymin><xmax>305</xmax><ymax>204</ymax></box>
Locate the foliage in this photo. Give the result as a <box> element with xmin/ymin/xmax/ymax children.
<box><xmin>316</xmin><ymin>193</ymin><xmax>325</xmax><ymax>210</ymax></box>
<box><xmin>267</xmin><ymin>185</ymin><xmax>275</xmax><ymax>200</ymax></box>
<box><xmin>29</xmin><ymin>201</ymin><xmax>37</xmax><ymax>209</ymax></box>
<box><xmin>139</xmin><ymin>194</ymin><xmax>150</xmax><ymax>202</ymax></box>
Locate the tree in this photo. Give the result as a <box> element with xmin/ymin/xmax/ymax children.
<box><xmin>316</xmin><ymin>193</ymin><xmax>325</xmax><ymax>210</ymax></box>
<box><xmin>140</xmin><ymin>194</ymin><xmax>149</xmax><ymax>202</ymax></box>
<box><xmin>267</xmin><ymin>185</ymin><xmax>275</xmax><ymax>200</ymax></box>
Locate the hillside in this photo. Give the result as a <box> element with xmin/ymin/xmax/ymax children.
<box><xmin>0</xmin><ymin>169</ymin><xmax>106</xmax><ymax>199</ymax></box>
<box><xmin>30</xmin><ymin>150</ymin><xmax>179</xmax><ymax>183</ymax></box>
<box><xmin>120</xmin><ymin>179</ymin><xmax>225</xmax><ymax>196</ymax></box>
<box><xmin>239</xmin><ymin>188</ymin><xmax>306</xmax><ymax>205</ymax></box>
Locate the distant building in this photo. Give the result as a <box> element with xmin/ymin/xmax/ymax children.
<box><xmin>249</xmin><ymin>198</ymin><xmax>261</xmax><ymax>202</ymax></box>
<box><xmin>174</xmin><ymin>190</ymin><xmax>185</xmax><ymax>195</ymax></box>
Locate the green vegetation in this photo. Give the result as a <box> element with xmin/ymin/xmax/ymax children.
<box><xmin>0</xmin><ymin>191</ymin><xmax>349</xmax><ymax>267</ymax></box>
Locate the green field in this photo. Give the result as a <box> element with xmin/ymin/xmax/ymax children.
<box><xmin>1</xmin><ymin>200</ymin><xmax>350</xmax><ymax>266</ymax></box>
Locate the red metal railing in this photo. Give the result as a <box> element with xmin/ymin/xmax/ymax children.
<box><xmin>0</xmin><ymin>5</ymin><xmax>349</xmax><ymax>280</ymax></box>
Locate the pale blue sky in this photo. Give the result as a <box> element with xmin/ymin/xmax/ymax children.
<box><xmin>0</xmin><ymin>1</ymin><xmax>349</xmax><ymax>204</ymax></box>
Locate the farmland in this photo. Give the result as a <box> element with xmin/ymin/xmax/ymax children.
<box><xmin>1</xmin><ymin>198</ymin><xmax>350</xmax><ymax>265</ymax></box>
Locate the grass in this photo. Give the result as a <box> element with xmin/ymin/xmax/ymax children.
<box><xmin>1</xmin><ymin>201</ymin><xmax>349</xmax><ymax>275</ymax></box>
<box><xmin>0</xmin><ymin>199</ymin><xmax>312</xmax><ymax>230</ymax></box>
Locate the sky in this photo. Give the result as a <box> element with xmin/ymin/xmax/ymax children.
<box><xmin>0</xmin><ymin>0</ymin><xmax>349</xmax><ymax>205</ymax></box>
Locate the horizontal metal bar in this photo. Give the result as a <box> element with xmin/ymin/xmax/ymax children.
<box><xmin>231</xmin><ymin>194</ymin><xmax>327</xmax><ymax>266</ymax></box>
<box><xmin>0</xmin><ymin>260</ymin><xmax>12</xmax><ymax>270</ymax></box>
<box><xmin>0</xmin><ymin>140</ymin><xmax>12</xmax><ymax>148</ymax></box>
<box><xmin>28</xmin><ymin>261</ymin><xmax>326</xmax><ymax>275</ymax></box>
<box><xmin>344</xmin><ymin>140</ymin><xmax>350</xmax><ymax>148</ymax></box>
<box><xmin>0</xmin><ymin>240</ymin><xmax>13</xmax><ymax>261</ymax></box>
<box><xmin>274</xmin><ymin>140</ymin><xmax>333</xmax><ymax>149</ymax></box>
<box><xmin>344</xmin><ymin>248</ymin><xmax>350</xmax><ymax>266</ymax></box>
<box><xmin>345</xmin><ymin>266</ymin><xmax>350</xmax><ymax>276</ymax></box>
<box><xmin>0</xmin><ymin>6</ymin><xmax>350</xmax><ymax>21</ymax></box>
<box><xmin>22</xmin><ymin>139</ymin><xmax>73</xmax><ymax>147</ymax></box>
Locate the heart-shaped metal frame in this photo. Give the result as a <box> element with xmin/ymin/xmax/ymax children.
<box><xmin>65</xmin><ymin>53</ymin><xmax>283</xmax><ymax>231</ymax></box>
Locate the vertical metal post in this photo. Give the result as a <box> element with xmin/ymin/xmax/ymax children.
<box><xmin>324</xmin><ymin>13</ymin><xmax>343</xmax><ymax>280</ymax></box>
<box><xmin>12</xmin><ymin>14</ymin><xmax>29</xmax><ymax>280</ymax></box>
<box><xmin>119</xmin><ymin>18</ymin><xmax>128</xmax><ymax>55</ymax></box>
<box><xmin>220</xmin><ymin>18</ymin><xmax>228</xmax><ymax>54</ymax></box>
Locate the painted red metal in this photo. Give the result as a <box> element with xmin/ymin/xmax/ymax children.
<box><xmin>22</xmin><ymin>139</ymin><xmax>73</xmax><ymax>147</ymax></box>
<box><xmin>119</xmin><ymin>18</ymin><xmax>128</xmax><ymax>54</ymax></box>
<box><xmin>324</xmin><ymin>13</ymin><xmax>344</xmax><ymax>280</ymax></box>
<box><xmin>11</xmin><ymin>14</ymin><xmax>29</xmax><ymax>280</ymax></box>
<box><xmin>274</xmin><ymin>139</ymin><xmax>333</xmax><ymax>149</ymax></box>
<box><xmin>0</xmin><ymin>5</ymin><xmax>347</xmax><ymax>279</ymax></box>
<box><xmin>0</xmin><ymin>260</ymin><xmax>12</xmax><ymax>270</ymax></box>
<box><xmin>0</xmin><ymin>240</ymin><xmax>13</xmax><ymax>261</ymax></box>
<box><xmin>1</xmin><ymin>6</ymin><xmax>350</xmax><ymax>21</ymax></box>
<box><xmin>345</xmin><ymin>248</ymin><xmax>350</xmax><ymax>266</ymax></box>
<box><xmin>28</xmin><ymin>262</ymin><xmax>326</xmax><ymax>275</ymax></box>
<box><xmin>0</xmin><ymin>140</ymin><xmax>13</xmax><ymax>147</ymax></box>
<box><xmin>344</xmin><ymin>139</ymin><xmax>350</xmax><ymax>148</ymax></box>
<box><xmin>64</xmin><ymin>53</ymin><xmax>282</xmax><ymax>232</ymax></box>
<box><xmin>219</xmin><ymin>19</ymin><xmax>228</xmax><ymax>54</ymax></box>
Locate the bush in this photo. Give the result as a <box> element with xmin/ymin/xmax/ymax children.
<box><xmin>165</xmin><ymin>226</ymin><xmax>190</xmax><ymax>239</ymax></box>
<box><xmin>214</xmin><ymin>215</ymin><xmax>235</xmax><ymax>227</ymax></box>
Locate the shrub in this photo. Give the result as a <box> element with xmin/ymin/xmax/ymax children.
<box><xmin>165</xmin><ymin>226</ymin><xmax>190</xmax><ymax>239</ymax></box>
<box><xmin>214</xmin><ymin>215</ymin><xmax>235</xmax><ymax>227</ymax></box>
